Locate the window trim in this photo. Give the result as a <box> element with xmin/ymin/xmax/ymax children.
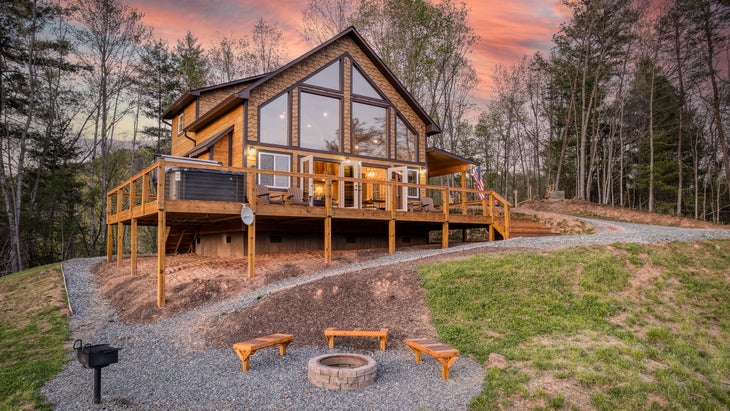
<box><xmin>177</xmin><ymin>113</ymin><xmax>185</xmax><ymax>135</ymax></box>
<box><xmin>350</xmin><ymin>100</ymin><xmax>389</xmax><ymax>159</ymax></box>
<box><xmin>298</xmin><ymin>90</ymin><xmax>343</xmax><ymax>153</ymax></box>
<box><xmin>257</xmin><ymin>91</ymin><xmax>290</xmax><ymax>147</ymax></box>
<box><xmin>257</xmin><ymin>151</ymin><xmax>291</xmax><ymax>189</ymax></box>
<box><xmin>395</xmin><ymin>113</ymin><xmax>419</xmax><ymax>162</ymax></box>
<box><xmin>351</xmin><ymin>62</ymin><xmax>385</xmax><ymax>101</ymax></box>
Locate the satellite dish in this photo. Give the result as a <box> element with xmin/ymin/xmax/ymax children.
<box><xmin>240</xmin><ymin>203</ymin><xmax>254</xmax><ymax>225</ymax></box>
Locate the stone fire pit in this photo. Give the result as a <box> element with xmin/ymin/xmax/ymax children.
<box><xmin>307</xmin><ymin>353</ymin><xmax>376</xmax><ymax>390</ymax></box>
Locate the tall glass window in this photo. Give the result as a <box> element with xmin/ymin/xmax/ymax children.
<box><xmin>259</xmin><ymin>93</ymin><xmax>288</xmax><ymax>145</ymax></box>
<box><xmin>396</xmin><ymin>116</ymin><xmax>418</xmax><ymax>161</ymax></box>
<box><xmin>352</xmin><ymin>66</ymin><xmax>381</xmax><ymax>99</ymax></box>
<box><xmin>300</xmin><ymin>92</ymin><xmax>341</xmax><ymax>152</ymax></box>
<box><xmin>303</xmin><ymin>60</ymin><xmax>341</xmax><ymax>91</ymax></box>
<box><xmin>351</xmin><ymin>102</ymin><xmax>386</xmax><ymax>158</ymax></box>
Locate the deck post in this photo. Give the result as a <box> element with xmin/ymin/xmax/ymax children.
<box><xmin>388</xmin><ymin>219</ymin><xmax>396</xmax><ymax>254</ymax></box>
<box><xmin>442</xmin><ymin>222</ymin><xmax>449</xmax><ymax>248</ymax></box>
<box><xmin>117</xmin><ymin>222</ymin><xmax>123</xmax><ymax>266</ymax></box>
<box><xmin>106</xmin><ymin>224</ymin><xmax>113</xmax><ymax>262</ymax></box>
<box><xmin>157</xmin><ymin>211</ymin><xmax>166</xmax><ymax>308</ymax></box>
<box><xmin>156</xmin><ymin>160</ymin><xmax>166</xmax><ymax>308</ymax></box>
<box><xmin>131</xmin><ymin>218</ymin><xmax>137</xmax><ymax>276</ymax></box>
<box><xmin>247</xmin><ymin>171</ymin><xmax>256</xmax><ymax>277</ymax></box>
<box><xmin>324</xmin><ymin>177</ymin><xmax>332</xmax><ymax>263</ymax></box>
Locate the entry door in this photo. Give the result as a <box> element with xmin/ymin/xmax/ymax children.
<box><xmin>299</xmin><ymin>155</ymin><xmax>314</xmax><ymax>205</ymax></box>
<box><xmin>387</xmin><ymin>166</ymin><xmax>408</xmax><ymax>211</ymax></box>
<box><xmin>339</xmin><ymin>161</ymin><xmax>361</xmax><ymax>208</ymax></box>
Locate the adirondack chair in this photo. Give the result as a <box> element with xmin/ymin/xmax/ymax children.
<box><xmin>419</xmin><ymin>196</ymin><xmax>442</xmax><ymax>212</ymax></box>
<box><xmin>286</xmin><ymin>186</ymin><xmax>308</xmax><ymax>206</ymax></box>
<box><xmin>256</xmin><ymin>184</ymin><xmax>285</xmax><ymax>204</ymax></box>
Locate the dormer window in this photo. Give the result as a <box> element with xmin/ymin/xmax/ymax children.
<box><xmin>177</xmin><ymin>113</ymin><xmax>185</xmax><ymax>135</ymax></box>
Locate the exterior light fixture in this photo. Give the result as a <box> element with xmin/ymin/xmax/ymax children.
<box><xmin>248</xmin><ymin>146</ymin><xmax>256</xmax><ymax>155</ymax></box>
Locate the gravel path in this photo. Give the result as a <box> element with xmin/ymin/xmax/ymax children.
<box><xmin>42</xmin><ymin>218</ymin><xmax>730</xmax><ymax>410</ymax></box>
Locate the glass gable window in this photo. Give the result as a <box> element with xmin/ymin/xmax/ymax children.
<box><xmin>352</xmin><ymin>66</ymin><xmax>381</xmax><ymax>99</ymax></box>
<box><xmin>352</xmin><ymin>102</ymin><xmax>386</xmax><ymax>158</ymax></box>
<box><xmin>258</xmin><ymin>152</ymin><xmax>290</xmax><ymax>188</ymax></box>
<box><xmin>300</xmin><ymin>92</ymin><xmax>341</xmax><ymax>152</ymax></box>
<box><xmin>303</xmin><ymin>60</ymin><xmax>341</xmax><ymax>91</ymax></box>
<box><xmin>259</xmin><ymin>93</ymin><xmax>288</xmax><ymax>145</ymax></box>
<box><xmin>396</xmin><ymin>116</ymin><xmax>418</xmax><ymax>161</ymax></box>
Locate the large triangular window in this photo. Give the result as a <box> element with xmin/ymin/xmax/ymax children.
<box><xmin>303</xmin><ymin>60</ymin><xmax>341</xmax><ymax>91</ymax></box>
<box><xmin>352</xmin><ymin>66</ymin><xmax>382</xmax><ymax>100</ymax></box>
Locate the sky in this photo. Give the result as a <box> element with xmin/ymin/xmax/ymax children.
<box><xmin>126</xmin><ymin>0</ymin><xmax>572</xmax><ymax>107</ymax></box>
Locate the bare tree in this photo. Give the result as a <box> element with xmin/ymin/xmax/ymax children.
<box><xmin>301</xmin><ymin>0</ymin><xmax>355</xmax><ymax>46</ymax></box>
<box><xmin>207</xmin><ymin>34</ymin><xmax>249</xmax><ymax>83</ymax></box>
<box><xmin>247</xmin><ymin>18</ymin><xmax>286</xmax><ymax>75</ymax></box>
<box><xmin>72</xmin><ymin>0</ymin><xmax>148</xmax><ymax>253</ymax></box>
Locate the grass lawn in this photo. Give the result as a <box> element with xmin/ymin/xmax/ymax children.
<box><xmin>0</xmin><ymin>264</ymin><xmax>71</xmax><ymax>410</ymax></box>
<box><xmin>419</xmin><ymin>240</ymin><xmax>730</xmax><ymax>410</ymax></box>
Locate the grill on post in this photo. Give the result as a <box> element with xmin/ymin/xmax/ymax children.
<box><xmin>73</xmin><ymin>339</ymin><xmax>120</xmax><ymax>404</ymax></box>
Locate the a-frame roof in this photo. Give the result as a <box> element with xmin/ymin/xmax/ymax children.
<box><xmin>170</xmin><ymin>26</ymin><xmax>441</xmax><ymax>135</ymax></box>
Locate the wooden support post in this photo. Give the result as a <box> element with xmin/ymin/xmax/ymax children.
<box><xmin>247</xmin><ymin>219</ymin><xmax>256</xmax><ymax>278</ymax></box>
<box><xmin>460</xmin><ymin>173</ymin><xmax>467</xmax><ymax>214</ymax></box>
<box><xmin>324</xmin><ymin>177</ymin><xmax>332</xmax><ymax>264</ymax></box>
<box><xmin>131</xmin><ymin>218</ymin><xmax>137</xmax><ymax>276</ymax></box>
<box><xmin>106</xmin><ymin>224</ymin><xmax>113</xmax><ymax>262</ymax></box>
<box><xmin>388</xmin><ymin>219</ymin><xmax>396</xmax><ymax>254</ymax></box>
<box><xmin>247</xmin><ymin>171</ymin><xmax>257</xmax><ymax>277</ymax></box>
<box><xmin>157</xmin><ymin>211</ymin><xmax>166</xmax><ymax>308</ymax></box>
<box><xmin>442</xmin><ymin>222</ymin><xmax>449</xmax><ymax>249</ymax></box>
<box><xmin>489</xmin><ymin>225</ymin><xmax>495</xmax><ymax>241</ymax></box>
<box><xmin>324</xmin><ymin>217</ymin><xmax>332</xmax><ymax>263</ymax></box>
<box><xmin>117</xmin><ymin>222</ymin><xmax>123</xmax><ymax>266</ymax></box>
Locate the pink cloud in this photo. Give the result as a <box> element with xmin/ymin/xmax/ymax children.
<box><xmin>127</xmin><ymin>0</ymin><xmax>570</xmax><ymax>107</ymax></box>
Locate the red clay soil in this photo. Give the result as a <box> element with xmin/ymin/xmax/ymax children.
<box><xmin>92</xmin><ymin>200</ymin><xmax>727</xmax><ymax>349</ymax></box>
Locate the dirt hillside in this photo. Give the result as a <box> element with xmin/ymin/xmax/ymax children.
<box><xmin>92</xmin><ymin>200</ymin><xmax>727</xmax><ymax>349</ymax></box>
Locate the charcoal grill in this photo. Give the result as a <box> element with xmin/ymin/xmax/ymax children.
<box><xmin>73</xmin><ymin>339</ymin><xmax>120</xmax><ymax>404</ymax></box>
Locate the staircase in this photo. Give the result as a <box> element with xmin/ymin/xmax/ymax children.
<box><xmin>509</xmin><ymin>217</ymin><xmax>559</xmax><ymax>238</ymax></box>
<box><xmin>165</xmin><ymin>227</ymin><xmax>196</xmax><ymax>255</ymax></box>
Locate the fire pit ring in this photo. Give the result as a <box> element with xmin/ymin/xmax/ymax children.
<box><xmin>307</xmin><ymin>353</ymin><xmax>376</xmax><ymax>390</ymax></box>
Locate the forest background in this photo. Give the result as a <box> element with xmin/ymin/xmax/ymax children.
<box><xmin>1</xmin><ymin>0</ymin><xmax>729</xmax><ymax>275</ymax></box>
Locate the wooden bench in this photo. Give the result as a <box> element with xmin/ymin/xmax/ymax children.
<box><xmin>324</xmin><ymin>328</ymin><xmax>390</xmax><ymax>351</ymax></box>
<box><xmin>232</xmin><ymin>333</ymin><xmax>294</xmax><ymax>372</ymax></box>
<box><xmin>405</xmin><ymin>338</ymin><xmax>460</xmax><ymax>380</ymax></box>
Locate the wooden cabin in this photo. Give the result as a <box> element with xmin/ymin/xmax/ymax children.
<box><xmin>106</xmin><ymin>27</ymin><xmax>510</xmax><ymax>307</ymax></box>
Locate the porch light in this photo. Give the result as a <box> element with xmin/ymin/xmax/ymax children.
<box><xmin>344</xmin><ymin>157</ymin><xmax>351</xmax><ymax>164</ymax></box>
<box><xmin>248</xmin><ymin>146</ymin><xmax>256</xmax><ymax>155</ymax></box>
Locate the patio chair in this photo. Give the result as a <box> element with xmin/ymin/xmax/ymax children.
<box><xmin>286</xmin><ymin>186</ymin><xmax>308</xmax><ymax>206</ymax></box>
<box><xmin>256</xmin><ymin>184</ymin><xmax>285</xmax><ymax>205</ymax></box>
<box><xmin>420</xmin><ymin>196</ymin><xmax>442</xmax><ymax>213</ymax></box>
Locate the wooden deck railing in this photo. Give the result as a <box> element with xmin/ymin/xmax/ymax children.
<box><xmin>106</xmin><ymin>159</ymin><xmax>510</xmax><ymax>239</ymax></box>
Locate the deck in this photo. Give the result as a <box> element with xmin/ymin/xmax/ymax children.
<box><xmin>106</xmin><ymin>159</ymin><xmax>510</xmax><ymax>307</ymax></box>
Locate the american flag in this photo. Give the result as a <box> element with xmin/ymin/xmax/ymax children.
<box><xmin>471</xmin><ymin>166</ymin><xmax>485</xmax><ymax>199</ymax></box>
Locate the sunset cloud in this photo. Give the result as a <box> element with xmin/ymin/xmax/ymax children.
<box><xmin>127</xmin><ymin>0</ymin><xmax>570</xmax><ymax>108</ymax></box>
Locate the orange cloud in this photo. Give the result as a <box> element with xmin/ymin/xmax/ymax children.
<box><xmin>126</xmin><ymin>0</ymin><xmax>570</xmax><ymax>108</ymax></box>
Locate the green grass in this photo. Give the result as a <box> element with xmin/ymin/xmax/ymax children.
<box><xmin>0</xmin><ymin>264</ymin><xmax>71</xmax><ymax>410</ymax></box>
<box><xmin>418</xmin><ymin>240</ymin><xmax>730</xmax><ymax>410</ymax></box>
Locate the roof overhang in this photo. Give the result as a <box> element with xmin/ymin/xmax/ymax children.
<box><xmin>426</xmin><ymin>147</ymin><xmax>475</xmax><ymax>177</ymax></box>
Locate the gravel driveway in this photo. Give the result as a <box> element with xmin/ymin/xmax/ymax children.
<box><xmin>42</xmin><ymin>218</ymin><xmax>730</xmax><ymax>410</ymax></box>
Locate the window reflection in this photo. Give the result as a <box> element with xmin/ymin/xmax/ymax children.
<box><xmin>303</xmin><ymin>60</ymin><xmax>341</xmax><ymax>91</ymax></box>
<box><xmin>396</xmin><ymin>116</ymin><xmax>417</xmax><ymax>161</ymax></box>
<box><xmin>352</xmin><ymin>66</ymin><xmax>381</xmax><ymax>99</ymax></box>
<box><xmin>259</xmin><ymin>93</ymin><xmax>288</xmax><ymax>145</ymax></box>
<box><xmin>352</xmin><ymin>102</ymin><xmax>387</xmax><ymax>158</ymax></box>
<box><xmin>300</xmin><ymin>92</ymin><xmax>340</xmax><ymax>152</ymax></box>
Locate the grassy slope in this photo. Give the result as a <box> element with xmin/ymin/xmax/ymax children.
<box><xmin>419</xmin><ymin>240</ymin><xmax>730</xmax><ymax>410</ymax></box>
<box><xmin>0</xmin><ymin>264</ymin><xmax>70</xmax><ymax>411</ymax></box>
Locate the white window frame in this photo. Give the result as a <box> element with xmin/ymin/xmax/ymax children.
<box><xmin>257</xmin><ymin>152</ymin><xmax>291</xmax><ymax>189</ymax></box>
